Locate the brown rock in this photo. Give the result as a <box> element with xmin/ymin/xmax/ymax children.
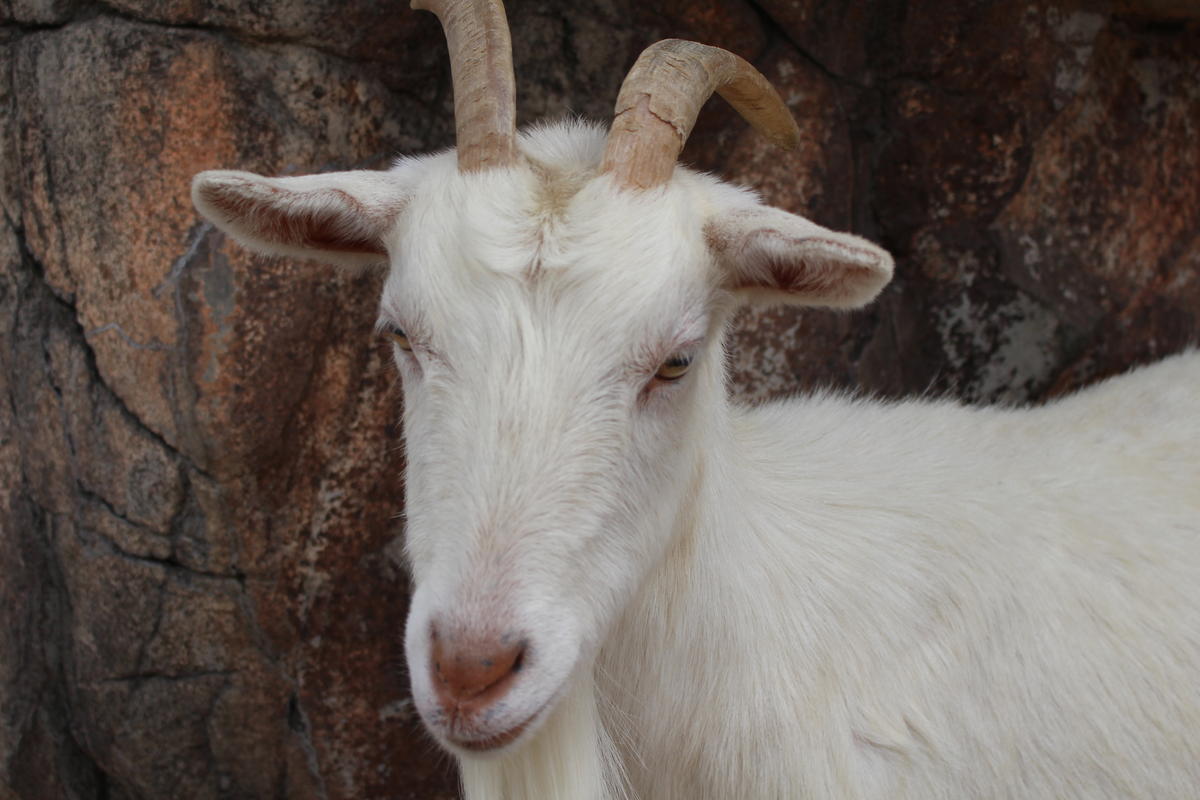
<box><xmin>6</xmin><ymin>12</ymin><xmax>454</xmax><ymax>800</ymax></box>
<box><xmin>755</xmin><ymin>0</ymin><xmax>876</xmax><ymax>78</ymax></box>
<box><xmin>1113</xmin><ymin>0</ymin><xmax>1200</xmax><ymax>20</ymax></box>
<box><xmin>994</xmin><ymin>21</ymin><xmax>1200</xmax><ymax>394</ymax></box>
<box><xmin>100</xmin><ymin>1</ymin><xmax>443</xmax><ymax>81</ymax></box>
<box><xmin>3</xmin><ymin>0</ymin><xmax>78</xmax><ymax>25</ymax></box>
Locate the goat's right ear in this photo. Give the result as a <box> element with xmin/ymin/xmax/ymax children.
<box><xmin>191</xmin><ymin>170</ymin><xmax>410</xmax><ymax>268</ymax></box>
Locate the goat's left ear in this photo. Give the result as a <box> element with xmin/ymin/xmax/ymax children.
<box><xmin>192</xmin><ymin>169</ymin><xmax>409</xmax><ymax>269</ymax></box>
<box><xmin>706</xmin><ymin>205</ymin><xmax>894</xmax><ymax>309</ymax></box>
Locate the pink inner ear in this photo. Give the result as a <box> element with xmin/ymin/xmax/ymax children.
<box><xmin>735</xmin><ymin>231</ymin><xmax>880</xmax><ymax>298</ymax></box>
<box><xmin>294</xmin><ymin>193</ymin><xmax>388</xmax><ymax>256</ymax></box>
<box><xmin>203</xmin><ymin>183</ymin><xmax>388</xmax><ymax>256</ymax></box>
<box><xmin>756</xmin><ymin>249</ymin><xmax>839</xmax><ymax>294</ymax></box>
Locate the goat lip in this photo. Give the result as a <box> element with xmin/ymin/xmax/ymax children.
<box><xmin>446</xmin><ymin>707</ymin><xmax>543</xmax><ymax>753</ymax></box>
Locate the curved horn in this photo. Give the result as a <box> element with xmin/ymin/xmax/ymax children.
<box><xmin>600</xmin><ymin>40</ymin><xmax>801</xmax><ymax>190</ymax></box>
<box><xmin>413</xmin><ymin>0</ymin><xmax>517</xmax><ymax>172</ymax></box>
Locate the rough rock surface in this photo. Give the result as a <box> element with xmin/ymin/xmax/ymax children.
<box><xmin>2</xmin><ymin>1</ymin><xmax>1196</xmax><ymax>798</ymax></box>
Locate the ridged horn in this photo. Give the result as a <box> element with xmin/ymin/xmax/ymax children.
<box><xmin>600</xmin><ymin>39</ymin><xmax>801</xmax><ymax>190</ymax></box>
<box><xmin>413</xmin><ymin>0</ymin><xmax>517</xmax><ymax>172</ymax></box>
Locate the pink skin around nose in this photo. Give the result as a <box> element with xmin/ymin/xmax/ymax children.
<box><xmin>431</xmin><ymin>628</ymin><xmax>529</xmax><ymax>751</ymax></box>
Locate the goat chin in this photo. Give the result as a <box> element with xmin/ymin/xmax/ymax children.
<box><xmin>459</xmin><ymin>674</ymin><xmax>626</xmax><ymax>800</ymax></box>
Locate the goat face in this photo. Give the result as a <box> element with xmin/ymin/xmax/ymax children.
<box><xmin>389</xmin><ymin>138</ymin><xmax>731</xmax><ymax>753</ymax></box>
<box><xmin>193</xmin><ymin>126</ymin><xmax>891</xmax><ymax>754</ymax></box>
<box><xmin>192</xmin><ymin>0</ymin><xmax>892</xmax><ymax>760</ymax></box>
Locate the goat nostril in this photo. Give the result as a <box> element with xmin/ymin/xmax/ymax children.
<box><xmin>512</xmin><ymin>647</ymin><xmax>525</xmax><ymax>673</ymax></box>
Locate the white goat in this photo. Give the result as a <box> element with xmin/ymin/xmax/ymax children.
<box><xmin>192</xmin><ymin>1</ymin><xmax>1200</xmax><ymax>797</ymax></box>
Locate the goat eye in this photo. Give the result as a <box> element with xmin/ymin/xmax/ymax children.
<box><xmin>388</xmin><ymin>326</ymin><xmax>413</xmax><ymax>352</ymax></box>
<box><xmin>655</xmin><ymin>354</ymin><xmax>692</xmax><ymax>381</ymax></box>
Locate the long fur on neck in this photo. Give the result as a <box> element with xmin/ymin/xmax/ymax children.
<box><xmin>459</xmin><ymin>673</ymin><xmax>627</xmax><ymax>800</ymax></box>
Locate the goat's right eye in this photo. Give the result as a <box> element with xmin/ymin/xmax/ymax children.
<box><xmin>388</xmin><ymin>327</ymin><xmax>413</xmax><ymax>352</ymax></box>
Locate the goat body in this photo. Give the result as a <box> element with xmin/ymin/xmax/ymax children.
<box><xmin>462</xmin><ymin>347</ymin><xmax>1200</xmax><ymax>800</ymax></box>
<box><xmin>191</xmin><ymin>4</ymin><xmax>1200</xmax><ymax>793</ymax></box>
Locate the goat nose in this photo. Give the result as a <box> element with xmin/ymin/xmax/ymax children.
<box><xmin>430</xmin><ymin>630</ymin><xmax>526</xmax><ymax>712</ymax></box>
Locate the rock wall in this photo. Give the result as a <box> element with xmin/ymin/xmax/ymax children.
<box><xmin>2</xmin><ymin>1</ymin><xmax>1196</xmax><ymax>798</ymax></box>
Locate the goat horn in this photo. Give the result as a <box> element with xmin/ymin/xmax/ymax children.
<box><xmin>600</xmin><ymin>39</ymin><xmax>801</xmax><ymax>190</ymax></box>
<box><xmin>413</xmin><ymin>0</ymin><xmax>517</xmax><ymax>172</ymax></box>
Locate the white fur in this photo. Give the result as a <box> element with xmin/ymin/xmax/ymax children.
<box><xmin>193</xmin><ymin>120</ymin><xmax>1200</xmax><ymax>800</ymax></box>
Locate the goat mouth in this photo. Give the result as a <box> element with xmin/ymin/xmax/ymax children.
<box><xmin>446</xmin><ymin>706</ymin><xmax>544</xmax><ymax>753</ymax></box>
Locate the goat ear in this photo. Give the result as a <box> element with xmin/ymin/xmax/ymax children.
<box><xmin>191</xmin><ymin>170</ymin><xmax>409</xmax><ymax>268</ymax></box>
<box><xmin>706</xmin><ymin>205</ymin><xmax>893</xmax><ymax>309</ymax></box>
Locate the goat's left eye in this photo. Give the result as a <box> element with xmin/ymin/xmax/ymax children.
<box><xmin>388</xmin><ymin>326</ymin><xmax>413</xmax><ymax>352</ymax></box>
<box><xmin>655</xmin><ymin>354</ymin><xmax>693</xmax><ymax>381</ymax></box>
